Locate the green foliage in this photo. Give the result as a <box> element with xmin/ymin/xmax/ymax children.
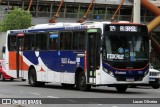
<box><xmin>0</xmin><ymin>7</ymin><xmax>32</xmax><ymax>32</ymax></box>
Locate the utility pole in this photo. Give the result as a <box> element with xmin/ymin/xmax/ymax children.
<box><xmin>133</xmin><ymin>0</ymin><xmax>140</xmax><ymax>23</ymax></box>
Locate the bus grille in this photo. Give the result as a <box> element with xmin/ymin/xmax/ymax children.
<box><xmin>116</xmin><ymin>76</ymin><xmax>143</xmax><ymax>81</ymax></box>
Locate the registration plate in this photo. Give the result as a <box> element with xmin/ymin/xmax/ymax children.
<box><xmin>126</xmin><ymin>78</ymin><xmax>134</xmax><ymax>82</ymax></box>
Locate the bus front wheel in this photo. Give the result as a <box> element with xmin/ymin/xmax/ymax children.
<box><xmin>61</xmin><ymin>83</ymin><xmax>75</xmax><ymax>88</ymax></box>
<box><xmin>152</xmin><ymin>85</ymin><xmax>160</xmax><ymax>89</ymax></box>
<box><xmin>116</xmin><ymin>85</ymin><xmax>128</xmax><ymax>93</ymax></box>
<box><xmin>78</xmin><ymin>72</ymin><xmax>91</xmax><ymax>91</ymax></box>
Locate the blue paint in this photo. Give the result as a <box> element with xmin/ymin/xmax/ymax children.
<box><xmin>102</xmin><ymin>62</ymin><xmax>148</xmax><ymax>76</ymax></box>
<box><xmin>23</xmin><ymin>51</ymin><xmax>39</xmax><ymax>65</ymax></box>
<box><xmin>50</xmin><ymin>34</ymin><xmax>58</xmax><ymax>38</ymax></box>
<box><xmin>23</xmin><ymin>51</ymin><xmax>85</xmax><ymax>73</ymax></box>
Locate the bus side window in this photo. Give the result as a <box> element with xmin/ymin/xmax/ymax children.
<box><xmin>24</xmin><ymin>34</ymin><xmax>36</xmax><ymax>50</ymax></box>
<box><xmin>36</xmin><ymin>33</ymin><xmax>48</xmax><ymax>50</ymax></box>
<box><xmin>49</xmin><ymin>33</ymin><xmax>58</xmax><ymax>50</ymax></box>
<box><xmin>72</xmin><ymin>31</ymin><xmax>85</xmax><ymax>50</ymax></box>
<box><xmin>60</xmin><ymin>32</ymin><xmax>72</xmax><ymax>50</ymax></box>
<box><xmin>8</xmin><ymin>35</ymin><xmax>16</xmax><ymax>51</ymax></box>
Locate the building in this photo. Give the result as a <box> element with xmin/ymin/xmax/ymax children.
<box><xmin>0</xmin><ymin>0</ymin><xmax>158</xmax><ymax>24</ymax></box>
<box><xmin>0</xmin><ymin>0</ymin><xmax>160</xmax><ymax>68</ymax></box>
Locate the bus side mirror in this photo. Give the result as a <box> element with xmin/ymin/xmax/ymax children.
<box><xmin>2</xmin><ymin>46</ymin><xmax>6</xmax><ymax>53</ymax></box>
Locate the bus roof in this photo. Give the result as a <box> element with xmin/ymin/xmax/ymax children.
<box><xmin>8</xmin><ymin>21</ymin><xmax>146</xmax><ymax>34</ymax></box>
<box><xmin>9</xmin><ymin>22</ymin><xmax>86</xmax><ymax>34</ymax></box>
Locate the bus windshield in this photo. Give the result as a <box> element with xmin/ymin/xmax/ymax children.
<box><xmin>103</xmin><ymin>32</ymin><xmax>149</xmax><ymax>62</ymax></box>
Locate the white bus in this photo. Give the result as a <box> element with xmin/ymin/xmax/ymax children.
<box><xmin>1</xmin><ymin>21</ymin><xmax>149</xmax><ymax>92</ymax></box>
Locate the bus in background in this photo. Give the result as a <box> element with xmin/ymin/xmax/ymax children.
<box><xmin>1</xmin><ymin>21</ymin><xmax>149</xmax><ymax>92</ymax></box>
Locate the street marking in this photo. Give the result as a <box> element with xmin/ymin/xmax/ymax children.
<box><xmin>112</xmin><ymin>106</ymin><xmax>118</xmax><ymax>107</ymax></box>
<box><xmin>30</xmin><ymin>92</ymin><xmax>41</xmax><ymax>95</ymax></box>
<box><xmin>97</xmin><ymin>104</ymin><xmax>103</xmax><ymax>105</ymax></box>
<box><xmin>47</xmin><ymin>96</ymin><xmax>59</xmax><ymax>98</ymax></box>
<box><xmin>67</xmin><ymin>99</ymin><xmax>77</xmax><ymax>103</ymax></box>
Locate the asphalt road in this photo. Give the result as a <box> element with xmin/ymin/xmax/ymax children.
<box><xmin>0</xmin><ymin>79</ymin><xmax>160</xmax><ymax>107</ymax></box>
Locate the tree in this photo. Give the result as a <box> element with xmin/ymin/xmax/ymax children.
<box><xmin>0</xmin><ymin>7</ymin><xmax>32</xmax><ymax>32</ymax></box>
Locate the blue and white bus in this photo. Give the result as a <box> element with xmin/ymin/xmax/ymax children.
<box><xmin>1</xmin><ymin>21</ymin><xmax>149</xmax><ymax>92</ymax></box>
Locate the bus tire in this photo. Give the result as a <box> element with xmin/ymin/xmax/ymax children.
<box><xmin>61</xmin><ymin>83</ymin><xmax>75</xmax><ymax>89</ymax></box>
<box><xmin>29</xmin><ymin>68</ymin><xmax>39</xmax><ymax>87</ymax></box>
<box><xmin>0</xmin><ymin>73</ymin><xmax>5</xmax><ymax>81</ymax></box>
<box><xmin>116</xmin><ymin>85</ymin><xmax>128</xmax><ymax>93</ymax></box>
<box><xmin>38</xmin><ymin>82</ymin><xmax>45</xmax><ymax>87</ymax></box>
<box><xmin>152</xmin><ymin>85</ymin><xmax>160</xmax><ymax>89</ymax></box>
<box><xmin>78</xmin><ymin>72</ymin><xmax>91</xmax><ymax>91</ymax></box>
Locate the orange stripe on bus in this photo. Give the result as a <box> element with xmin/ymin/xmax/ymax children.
<box><xmin>9</xmin><ymin>52</ymin><xmax>29</xmax><ymax>70</ymax></box>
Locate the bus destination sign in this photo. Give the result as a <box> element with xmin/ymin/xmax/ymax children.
<box><xmin>109</xmin><ymin>26</ymin><xmax>138</xmax><ymax>32</ymax></box>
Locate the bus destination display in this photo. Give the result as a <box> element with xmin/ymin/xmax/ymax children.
<box><xmin>109</xmin><ymin>25</ymin><xmax>138</xmax><ymax>32</ymax></box>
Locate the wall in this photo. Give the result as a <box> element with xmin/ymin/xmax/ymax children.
<box><xmin>0</xmin><ymin>32</ymin><xmax>6</xmax><ymax>59</ymax></box>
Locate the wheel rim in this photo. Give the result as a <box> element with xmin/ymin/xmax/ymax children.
<box><xmin>79</xmin><ymin>75</ymin><xmax>85</xmax><ymax>88</ymax></box>
<box><xmin>30</xmin><ymin>72</ymin><xmax>35</xmax><ymax>84</ymax></box>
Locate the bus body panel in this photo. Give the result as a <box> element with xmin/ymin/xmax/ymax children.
<box><xmin>1</xmin><ymin>22</ymin><xmax>149</xmax><ymax>92</ymax></box>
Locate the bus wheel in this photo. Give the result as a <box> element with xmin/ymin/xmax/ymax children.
<box><xmin>39</xmin><ymin>82</ymin><xmax>45</xmax><ymax>87</ymax></box>
<box><xmin>116</xmin><ymin>85</ymin><xmax>128</xmax><ymax>93</ymax></box>
<box><xmin>29</xmin><ymin>68</ymin><xmax>38</xmax><ymax>87</ymax></box>
<box><xmin>78</xmin><ymin>72</ymin><xmax>91</xmax><ymax>91</ymax></box>
<box><xmin>152</xmin><ymin>85</ymin><xmax>160</xmax><ymax>89</ymax></box>
<box><xmin>0</xmin><ymin>73</ymin><xmax>5</xmax><ymax>81</ymax></box>
<box><xmin>61</xmin><ymin>83</ymin><xmax>75</xmax><ymax>89</ymax></box>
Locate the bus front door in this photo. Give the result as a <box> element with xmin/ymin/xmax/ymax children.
<box><xmin>16</xmin><ymin>34</ymin><xmax>25</xmax><ymax>78</ymax></box>
<box><xmin>87</xmin><ymin>32</ymin><xmax>100</xmax><ymax>83</ymax></box>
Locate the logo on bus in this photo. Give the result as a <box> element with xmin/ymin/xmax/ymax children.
<box><xmin>65</xmin><ymin>26</ymin><xmax>87</xmax><ymax>30</ymax></box>
<box><xmin>61</xmin><ymin>58</ymin><xmax>76</xmax><ymax>64</ymax></box>
<box><xmin>115</xmin><ymin>71</ymin><xmax>126</xmax><ymax>75</ymax></box>
<box><xmin>107</xmin><ymin>54</ymin><xmax>124</xmax><ymax>60</ymax></box>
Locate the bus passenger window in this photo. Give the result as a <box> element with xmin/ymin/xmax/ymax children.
<box><xmin>49</xmin><ymin>34</ymin><xmax>58</xmax><ymax>50</ymax></box>
<box><xmin>36</xmin><ymin>33</ymin><xmax>47</xmax><ymax>50</ymax></box>
<box><xmin>24</xmin><ymin>34</ymin><xmax>35</xmax><ymax>51</ymax></box>
<box><xmin>60</xmin><ymin>32</ymin><xmax>72</xmax><ymax>50</ymax></box>
<box><xmin>8</xmin><ymin>35</ymin><xmax>16</xmax><ymax>51</ymax></box>
<box><xmin>73</xmin><ymin>31</ymin><xmax>85</xmax><ymax>50</ymax></box>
